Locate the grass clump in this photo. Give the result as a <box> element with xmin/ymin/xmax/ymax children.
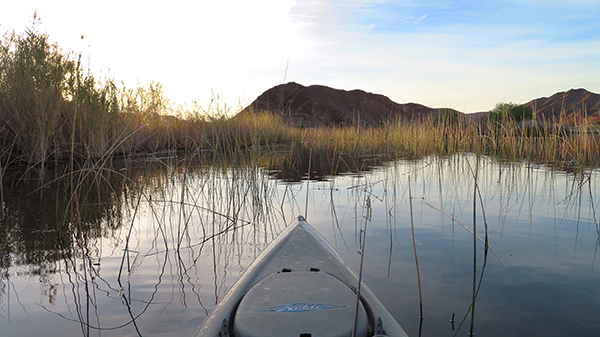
<box><xmin>0</xmin><ymin>30</ymin><xmax>296</xmax><ymax>172</ymax></box>
<box><xmin>486</xmin><ymin>102</ymin><xmax>532</xmax><ymax>123</ymax></box>
<box><xmin>0</xmin><ymin>29</ymin><xmax>148</xmax><ymax>167</ymax></box>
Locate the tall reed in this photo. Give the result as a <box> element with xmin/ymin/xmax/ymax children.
<box><xmin>1</xmin><ymin>29</ymin><xmax>599</xmax><ymax>181</ymax></box>
<box><xmin>0</xmin><ymin>30</ymin><xmax>296</xmax><ymax>174</ymax></box>
<box><xmin>292</xmin><ymin>111</ymin><xmax>600</xmax><ymax>171</ymax></box>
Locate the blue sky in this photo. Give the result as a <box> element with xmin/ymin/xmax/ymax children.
<box><xmin>2</xmin><ymin>1</ymin><xmax>600</xmax><ymax>113</ymax></box>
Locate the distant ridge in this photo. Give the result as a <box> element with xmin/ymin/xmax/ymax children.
<box><xmin>238</xmin><ymin>83</ymin><xmax>600</xmax><ymax>126</ymax></box>
<box><xmin>524</xmin><ymin>88</ymin><xmax>600</xmax><ymax>124</ymax></box>
<box><xmin>237</xmin><ymin>82</ymin><xmax>459</xmax><ymax>127</ymax></box>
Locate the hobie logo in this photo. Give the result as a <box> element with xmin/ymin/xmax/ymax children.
<box><xmin>260</xmin><ymin>303</ymin><xmax>345</xmax><ymax>312</ymax></box>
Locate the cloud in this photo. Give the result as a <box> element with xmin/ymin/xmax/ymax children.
<box><xmin>2</xmin><ymin>0</ymin><xmax>599</xmax><ymax>113</ymax></box>
<box><xmin>281</xmin><ymin>0</ymin><xmax>600</xmax><ymax>111</ymax></box>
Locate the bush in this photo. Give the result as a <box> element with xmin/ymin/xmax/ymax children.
<box><xmin>486</xmin><ymin>102</ymin><xmax>532</xmax><ymax>123</ymax></box>
<box><xmin>0</xmin><ymin>29</ymin><xmax>176</xmax><ymax>165</ymax></box>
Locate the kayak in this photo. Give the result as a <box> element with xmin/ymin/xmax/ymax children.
<box><xmin>193</xmin><ymin>215</ymin><xmax>409</xmax><ymax>337</ymax></box>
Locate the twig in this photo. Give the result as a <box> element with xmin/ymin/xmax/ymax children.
<box><xmin>409</xmin><ymin>176</ymin><xmax>424</xmax><ymax>320</ymax></box>
<box><xmin>421</xmin><ymin>200</ymin><xmax>508</xmax><ymax>268</ymax></box>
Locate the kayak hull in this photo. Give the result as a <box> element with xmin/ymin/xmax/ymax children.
<box><xmin>193</xmin><ymin>217</ymin><xmax>409</xmax><ymax>337</ymax></box>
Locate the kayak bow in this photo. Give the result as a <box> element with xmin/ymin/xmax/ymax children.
<box><xmin>194</xmin><ymin>216</ymin><xmax>409</xmax><ymax>337</ymax></box>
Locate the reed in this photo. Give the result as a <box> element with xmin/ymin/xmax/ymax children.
<box><xmin>1</xmin><ymin>29</ymin><xmax>599</xmax><ymax>183</ymax></box>
<box><xmin>293</xmin><ymin>112</ymin><xmax>600</xmax><ymax>171</ymax></box>
<box><xmin>0</xmin><ymin>30</ymin><xmax>290</xmax><ymax>173</ymax></box>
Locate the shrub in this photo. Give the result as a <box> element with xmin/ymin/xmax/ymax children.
<box><xmin>486</xmin><ymin>102</ymin><xmax>532</xmax><ymax>123</ymax></box>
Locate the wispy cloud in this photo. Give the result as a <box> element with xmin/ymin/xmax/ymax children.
<box><xmin>2</xmin><ymin>0</ymin><xmax>599</xmax><ymax>112</ymax></box>
<box><xmin>282</xmin><ymin>0</ymin><xmax>600</xmax><ymax>111</ymax></box>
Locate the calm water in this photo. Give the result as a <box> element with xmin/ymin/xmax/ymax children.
<box><xmin>1</xmin><ymin>154</ymin><xmax>599</xmax><ymax>337</ymax></box>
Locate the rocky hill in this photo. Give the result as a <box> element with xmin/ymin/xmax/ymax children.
<box><xmin>237</xmin><ymin>82</ymin><xmax>459</xmax><ymax>127</ymax></box>
<box><xmin>238</xmin><ymin>83</ymin><xmax>600</xmax><ymax>126</ymax></box>
<box><xmin>524</xmin><ymin>88</ymin><xmax>600</xmax><ymax>124</ymax></box>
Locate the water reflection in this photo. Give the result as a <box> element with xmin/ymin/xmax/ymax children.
<box><xmin>267</xmin><ymin>146</ymin><xmax>402</xmax><ymax>182</ymax></box>
<box><xmin>0</xmin><ymin>153</ymin><xmax>599</xmax><ymax>337</ymax></box>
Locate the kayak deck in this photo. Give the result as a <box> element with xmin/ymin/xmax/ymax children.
<box><xmin>194</xmin><ymin>216</ymin><xmax>409</xmax><ymax>337</ymax></box>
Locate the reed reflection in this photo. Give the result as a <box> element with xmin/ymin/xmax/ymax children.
<box><xmin>0</xmin><ymin>152</ymin><xmax>598</xmax><ymax>337</ymax></box>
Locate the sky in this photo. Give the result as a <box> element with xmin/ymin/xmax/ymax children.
<box><xmin>2</xmin><ymin>0</ymin><xmax>600</xmax><ymax>113</ymax></box>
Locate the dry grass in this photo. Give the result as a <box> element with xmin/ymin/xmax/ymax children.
<box><xmin>1</xmin><ymin>29</ymin><xmax>598</xmax><ymax>179</ymax></box>
<box><xmin>0</xmin><ymin>30</ymin><xmax>295</xmax><ymax>173</ymax></box>
<box><xmin>294</xmin><ymin>113</ymin><xmax>600</xmax><ymax>170</ymax></box>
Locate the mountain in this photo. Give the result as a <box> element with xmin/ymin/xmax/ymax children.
<box><xmin>524</xmin><ymin>88</ymin><xmax>600</xmax><ymax>124</ymax></box>
<box><xmin>237</xmin><ymin>82</ymin><xmax>459</xmax><ymax>127</ymax></box>
<box><xmin>238</xmin><ymin>83</ymin><xmax>600</xmax><ymax>126</ymax></box>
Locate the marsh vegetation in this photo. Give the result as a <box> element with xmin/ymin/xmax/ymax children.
<box><xmin>1</xmin><ymin>30</ymin><xmax>599</xmax><ymax>179</ymax></box>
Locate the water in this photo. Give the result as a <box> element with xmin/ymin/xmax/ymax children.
<box><xmin>1</xmin><ymin>154</ymin><xmax>599</xmax><ymax>337</ymax></box>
